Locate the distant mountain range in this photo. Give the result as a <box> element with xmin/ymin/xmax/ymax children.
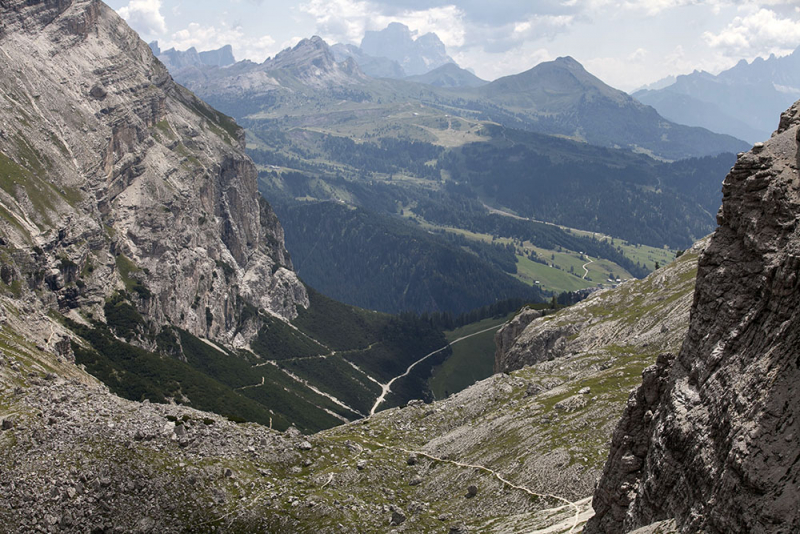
<box><xmin>360</xmin><ymin>22</ymin><xmax>455</xmax><ymax>76</ymax></box>
<box><xmin>634</xmin><ymin>47</ymin><xmax>800</xmax><ymax>143</ymax></box>
<box><xmin>154</xmin><ymin>33</ymin><xmax>744</xmax><ymax>312</ymax></box>
<box><xmin>330</xmin><ymin>22</ymin><xmax>472</xmax><ymax>86</ymax></box>
<box><xmin>168</xmin><ymin>36</ymin><xmax>746</xmax><ymax>161</ymax></box>
<box><xmin>472</xmin><ymin>55</ymin><xmax>747</xmax><ymax>159</ymax></box>
<box><xmin>150</xmin><ymin>41</ymin><xmax>236</xmax><ymax>70</ymax></box>
<box><xmin>405</xmin><ymin>63</ymin><xmax>488</xmax><ymax>88</ymax></box>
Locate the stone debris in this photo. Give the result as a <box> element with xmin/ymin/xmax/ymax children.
<box><xmin>390</xmin><ymin>510</ymin><xmax>406</xmax><ymax>526</ymax></box>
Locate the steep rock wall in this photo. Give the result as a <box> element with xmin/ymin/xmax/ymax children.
<box><xmin>586</xmin><ymin>102</ymin><xmax>800</xmax><ymax>533</ymax></box>
<box><xmin>0</xmin><ymin>0</ymin><xmax>307</xmax><ymax>348</ymax></box>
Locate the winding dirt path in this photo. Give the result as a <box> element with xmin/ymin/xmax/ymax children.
<box><xmin>369</xmin><ymin>324</ymin><xmax>503</xmax><ymax>416</ymax></box>
<box><xmin>362</xmin><ymin>438</ymin><xmax>586</xmax><ymax>533</ymax></box>
<box><xmin>582</xmin><ymin>259</ymin><xmax>594</xmax><ymax>279</ymax></box>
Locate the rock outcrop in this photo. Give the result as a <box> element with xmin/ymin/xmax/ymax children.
<box><xmin>495</xmin><ymin>238</ymin><xmax>704</xmax><ymax>375</ymax></box>
<box><xmin>586</xmin><ymin>102</ymin><xmax>800</xmax><ymax>533</ymax></box>
<box><xmin>0</xmin><ymin>0</ymin><xmax>307</xmax><ymax>348</ymax></box>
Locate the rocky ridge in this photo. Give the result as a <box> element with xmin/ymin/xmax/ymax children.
<box><xmin>634</xmin><ymin>47</ymin><xmax>800</xmax><ymax>143</ymax></box>
<box><xmin>150</xmin><ymin>42</ymin><xmax>237</xmax><ymax>71</ymax></box>
<box><xmin>330</xmin><ymin>43</ymin><xmax>407</xmax><ymax>79</ymax></box>
<box><xmin>586</xmin><ymin>101</ymin><xmax>800</xmax><ymax>533</ymax></box>
<box><xmin>173</xmin><ymin>36</ymin><xmax>368</xmax><ymax>100</ymax></box>
<box><xmin>0</xmin><ymin>0</ymin><xmax>307</xmax><ymax>349</ymax></box>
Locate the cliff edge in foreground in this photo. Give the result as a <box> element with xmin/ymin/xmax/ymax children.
<box><xmin>586</xmin><ymin>101</ymin><xmax>800</xmax><ymax>533</ymax></box>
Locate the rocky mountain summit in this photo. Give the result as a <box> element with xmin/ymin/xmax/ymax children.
<box><xmin>586</xmin><ymin>101</ymin><xmax>800</xmax><ymax>533</ymax></box>
<box><xmin>0</xmin><ymin>0</ymin><xmax>307</xmax><ymax>349</ymax></box>
<box><xmin>360</xmin><ymin>22</ymin><xmax>455</xmax><ymax>77</ymax></box>
<box><xmin>173</xmin><ymin>36</ymin><xmax>368</xmax><ymax>103</ymax></box>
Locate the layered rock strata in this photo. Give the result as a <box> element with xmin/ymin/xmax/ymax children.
<box><xmin>586</xmin><ymin>101</ymin><xmax>800</xmax><ymax>533</ymax></box>
<box><xmin>0</xmin><ymin>0</ymin><xmax>307</xmax><ymax>348</ymax></box>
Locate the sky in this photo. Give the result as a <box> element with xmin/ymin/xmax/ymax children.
<box><xmin>106</xmin><ymin>0</ymin><xmax>800</xmax><ymax>92</ymax></box>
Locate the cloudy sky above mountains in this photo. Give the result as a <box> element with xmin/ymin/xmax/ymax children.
<box><xmin>107</xmin><ymin>0</ymin><xmax>800</xmax><ymax>91</ymax></box>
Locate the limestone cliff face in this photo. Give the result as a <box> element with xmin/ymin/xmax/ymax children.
<box><xmin>586</xmin><ymin>102</ymin><xmax>800</xmax><ymax>533</ymax></box>
<box><xmin>0</xmin><ymin>0</ymin><xmax>307</xmax><ymax>347</ymax></box>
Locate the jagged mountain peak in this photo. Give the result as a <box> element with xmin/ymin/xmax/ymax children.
<box><xmin>330</xmin><ymin>42</ymin><xmax>406</xmax><ymax>78</ymax></box>
<box><xmin>263</xmin><ymin>35</ymin><xmax>368</xmax><ymax>86</ymax></box>
<box><xmin>360</xmin><ymin>22</ymin><xmax>454</xmax><ymax>76</ymax></box>
<box><xmin>635</xmin><ymin>48</ymin><xmax>800</xmax><ymax>142</ymax></box>
<box><xmin>150</xmin><ymin>41</ymin><xmax>236</xmax><ymax>71</ymax></box>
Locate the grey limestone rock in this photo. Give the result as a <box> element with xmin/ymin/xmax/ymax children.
<box><xmin>390</xmin><ymin>509</ymin><xmax>406</xmax><ymax>525</ymax></box>
<box><xmin>0</xmin><ymin>0</ymin><xmax>307</xmax><ymax>351</ymax></box>
<box><xmin>586</xmin><ymin>100</ymin><xmax>800</xmax><ymax>533</ymax></box>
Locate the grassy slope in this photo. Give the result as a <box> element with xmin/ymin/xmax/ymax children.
<box><xmin>287</xmin><ymin>248</ymin><xmax>703</xmax><ymax>532</ymax></box>
<box><xmin>68</xmin><ymin>283</ymin><xmax>450</xmax><ymax>433</ymax></box>
<box><xmin>429</xmin><ymin>315</ymin><xmax>511</xmax><ymax>399</ymax></box>
<box><xmin>407</xmin><ymin>212</ymin><xmax>668</xmax><ymax>294</ymax></box>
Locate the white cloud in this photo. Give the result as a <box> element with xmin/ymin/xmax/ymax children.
<box><xmin>628</xmin><ymin>47</ymin><xmax>648</xmax><ymax>61</ymax></box>
<box><xmin>162</xmin><ymin>22</ymin><xmax>279</xmax><ymax>62</ymax></box>
<box><xmin>117</xmin><ymin>0</ymin><xmax>167</xmax><ymax>38</ymax></box>
<box><xmin>704</xmin><ymin>8</ymin><xmax>800</xmax><ymax>56</ymax></box>
<box><xmin>474</xmin><ymin>14</ymin><xmax>575</xmax><ymax>54</ymax></box>
<box><xmin>584</xmin><ymin>51</ymin><xmax>652</xmax><ymax>91</ymax></box>
<box><xmin>583</xmin><ymin>42</ymin><xmax>744</xmax><ymax>92</ymax></box>
<box><xmin>390</xmin><ymin>5</ymin><xmax>466</xmax><ymax>47</ymax></box>
<box><xmin>570</xmin><ymin>0</ymin><xmax>799</xmax><ymax>16</ymax></box>
<box><xmin>453</xmin><ymin>46</ymin><xmax>553</xmax><ymax>81</ymax></box>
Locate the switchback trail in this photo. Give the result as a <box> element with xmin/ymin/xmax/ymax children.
<box><xmin>369</xmin><ymin>324</ymin><xmax>503</xmax><ymax>416</ymax></box>
<box><xmin>582</xmin><ymin>259</ymin><xmax>594</xmax><ymax>279</ymax></box>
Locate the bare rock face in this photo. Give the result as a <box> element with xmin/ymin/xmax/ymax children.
<box><xmin>493</xmin><ymin>307</ymin><xmax>544</xmax><ymax>372</ymax></box>
<box><xmin>0</xmin><ymin>0</ymin><xmax>307</xmax><ymax>347</ymax></box>
<box><xmin>586</xmin><ymin>101</ymin><xmax>800</xmax><ymax>533</ymax></box>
